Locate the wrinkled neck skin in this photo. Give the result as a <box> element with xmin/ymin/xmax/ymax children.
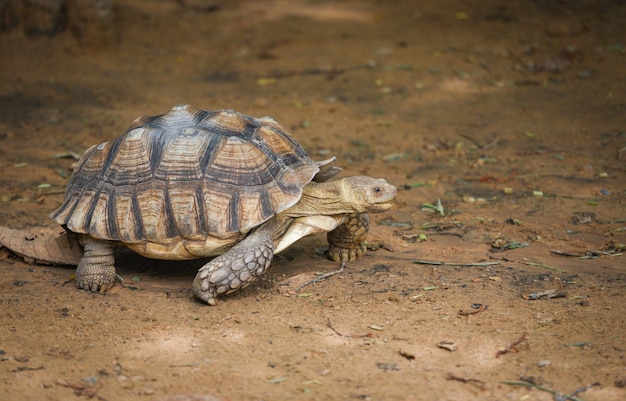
<box><xmin>284</xmin><ymin>179</ymin><xmax>363</xmax><ymax>217</ymax></box>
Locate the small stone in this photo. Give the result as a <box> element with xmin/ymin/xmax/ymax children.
<box><xmin>437</xmin><ymin>340</ymin><xmax>458</xmax><ymax>352</ymax></box>
<box><xmin>538</xmin><ymin>359</ymin><xmax>551</xmax><ymax>367</ymax></box>
<box><xmin>81</xmin><ymin>376</ymin><xmax>98</xmax><ymax>384</ymax></box>
<box><xmin>376</xmin><ymin>362</ymin><xmax>400</xmax><ymax>371</ymax></box>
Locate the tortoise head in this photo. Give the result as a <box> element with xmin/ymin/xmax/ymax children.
<box><xmin>343</xmin><ymin>176</ymin><xmax>396</xmax><ymax>213</ymax></box>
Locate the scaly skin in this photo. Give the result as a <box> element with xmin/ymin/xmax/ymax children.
<box><xmin>192</xmin><ymin>223</ymin><xmax>274</xmax><ymax>305</ymax></box>
<box><xmin>76</xmin><ymin>237</ymin><xmax>117</xmax><ymax>292</ymax></box>
<box><xmin>327</xmin><ymin>213</ymin><xmax>369</xmax><ymax>262</ymax></box>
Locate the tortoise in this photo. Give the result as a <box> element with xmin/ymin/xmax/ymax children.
<box><xmin>0</xmin><ymin>104</ymin><xmax>396</xmax><ymax>305</ymax></box>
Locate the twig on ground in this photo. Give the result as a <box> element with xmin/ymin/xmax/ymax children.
<box><xmin>550</xmin><ymin>249</ymin><xmax>582</xmax><ymax>257</ymax></box>
<box><xmin>56</xmin><ymin>378</ymin><xmax>102</xmax><ymax>398</ymax></box>
<box><xmin>458</xmin><ymin>304</ymin><xmax>488</xmax><ymax>316</ymax></box>
<box><xmin>496</xmin><ymin>332</ymin><xmax>527</xmax><ymax>358</ymax></box>
<box><xmin>295</xmin><ymin>261</ymin><xmax>346</xmax><ymax>292</ymax></box>
<box><xmin>327</xmin><ymin>318</ymin><xmax>344</xmax><ymax>337</ymax></box>
<box><xmin>447</xmin><ymin>373</ymin><xmax>486</xmax><ymax>389</ymax></box>
<box><xmin>520</xmin><ymin>260</ymin><xmax>567</xmax><ymax>273</ymax></box>
<box><xmin>522</xmin><ymin>289</ymin><xmax>567</xmax><ymax>300</ymax></box>
<box><xmin>413</xmin><ymin>260</ymin><xmax>500</xmax><ymax>267</ymax></box>
<box><xmin>326</xmin><ymin>318</ymin><xmax>373</xmax><ymax>339</ymax></box>
<box><xmin>501</xmin><ymin>380</ymin><xmax>598</xmax><ymax>401</ymax></box>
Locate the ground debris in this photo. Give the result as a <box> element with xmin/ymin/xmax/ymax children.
<box><xmin>551</xmin><ymin>247</ymin><xmax>623</xmax><ymax>259</ymax></box>
<box><xmin>522</xmin><ymin>289</ymin><xmax>567</xmax><ymax>300</ymax></box>
<box><xmin>490</xmin><ymin>240</ymin><xmax>529</xmax><ymax>252</ymax></box>
<box><xmin>326</xmin><ymin>318</ymin><xmax>373</xmax><ymax>339</ymax></box>
<box><xmin>55</xmin><ymin>378</ymin><xmax>101</xmax><ymax>398</ymax></box>
<box><xmin>571</xmin><ymin>212</ymin><xmax>596</xmax><ymax>225</ymax></box>
<box><xmin>398</xmin><ymin>349</ymin><xmax>415</xmax><ymax>361</ymax></box>
<box><xmin>517</xmin><ymin>260</ymin><xmax>567</xmax><ymax>273</ymax></box>
<box><xmin>502</xmin><ymin>379</ymin><xmax>599</xmax><ymax>401</ymax></box>
<box><xmin>366</xmin><ymin>241</ymin><xmax>394</xmax><ymax>252</ymax></box>
<box><xmin>496</xmin><ymin>332</ymin><xmax>527</xmax><ymax>358</ymax></box>
<box><xmin>399</xmin><ymin>233</ymin><xmax>428</xmax><ymax>243</ymax></box>
<box><xmin>421</xmin><ymin>199</ymin><xmax>445</xmax><ymax>216</ymax></box>
<box><xmin>295</xmin><ymin>261</ymin><xmax>346</xmax><ymax>291</ymax></box>
<box><xmin>376</xmin><ymin>362</ymin><xmax>400</xmax><ymax>371</ymax></box>
<box><xmin>550</xmin><ymin>249</ymin><xmax>585</xmax><ymax>257</ymax></box>
<box><xmin>437</xmin><ymin>340</ymin><xmax>458</xmax><ymax>352</ymax></box>
<box><xmin>446</xmin><ymin>373</ymin><xmax>486</xmax><ymax>389</ymax></box>
<box><xmin>458</xmin><ymin>303</ymin><xmax>487</xmax><ymax>316</ymax></box>
<box><xmin>413</xmin><ymin>259</ymin><xmax>500</xmax><ymax>267</ymax></box>
<box><xmin>13</xmin><ymin>364</ymin><xmax>44</xmax><ymax>372</ymax></box>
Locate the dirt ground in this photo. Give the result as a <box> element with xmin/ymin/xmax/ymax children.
<box><xmin>1</xmin><ymin>1</ymin><xmax>625</xmax><ymax>400</ymax></box>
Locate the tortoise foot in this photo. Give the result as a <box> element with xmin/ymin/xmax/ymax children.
<box><xmin>328</xmin><ymin>243</ymin><xmax>367</xmax><ymax>262</ymax></box>
<box><xmin>327</xmin><ymin>213</ymin><xmax>369</xmax><ymax>262</ymax></box>
<box><xmin>192</xmin><ymin>225</ymin><xmax>274</xmax><ymax>305</ymax></box>
<box><xmin>75</xmin><ymin>237</ymin><xmax>117</xmax><ymax>293</ymax></box>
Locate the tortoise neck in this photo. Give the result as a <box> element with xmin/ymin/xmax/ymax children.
<box><xmin>284</xmin><ymin>179</ymin><xmax>357</xmax><ymax>217</ymax></box>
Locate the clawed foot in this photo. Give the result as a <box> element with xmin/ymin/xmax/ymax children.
<box><xmin>75</xmin><ymin>238</ymin><xmax>118</xmax><ymax>293</ymax></box>
<box><xmin>192</xmin><ymin>260</ymin><xmax>233</xmax><ymax>306</ymax></box>
<box><xmin>328</xmin><ymin>242</ymin><xmax>367</xmax><ymax>262</ymax></box>
<box><xmin>193</xmin><ymin>247</ymin><xmax>273</xmax><ymax>305</ymax></box>
<box><xmin>75</xmin><ymin>269</ymin><xmax>121</xmax><ymax>293</ymax></box>
<box><xmin>327</xmin><ymin>213</ymin><xmax>369</xmax><ymax>262</ymax></box>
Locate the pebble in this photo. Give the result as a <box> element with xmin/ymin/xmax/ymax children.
<box><xmin>538</xmin><ymin>359</ymin><xmax>551</xmax><ymax>368</ymax></box>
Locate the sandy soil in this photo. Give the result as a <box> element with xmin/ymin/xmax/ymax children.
<box><xmin>1</xmin><ymin>1</ymin><xmax>625</xmax><ymax>400</ymax></box>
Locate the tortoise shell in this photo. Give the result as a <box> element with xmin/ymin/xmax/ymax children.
<box><xmin>50</xmin><ymin>104</ymin><xmax>321</xmax><ymax>246</ymax></box>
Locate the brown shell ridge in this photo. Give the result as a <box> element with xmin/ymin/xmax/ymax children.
<box><xmin>50</xmin><ymin>105</ymin><xmax>323</xmax><ymax>244</ymax></box>
<box><xmin>161</xmin><ymin>187</ymin><xmax>179</xmax><ymax>239</ymax></box>
<box><xmin>227</xmin><ymin>188</ymin><xmax>242</xmax><ymax>233</ymax></box>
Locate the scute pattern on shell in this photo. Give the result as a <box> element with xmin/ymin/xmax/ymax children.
<box><xmin>50</xmin><ymin>104</ymin><xmax>320</xmax><ymax>243</ymax></box>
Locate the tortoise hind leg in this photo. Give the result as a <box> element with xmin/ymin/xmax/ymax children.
<box><xmin>327</xmin><ymin>213</ymin><xmax>369</xmax><ymax>262</ymax></box>
<box><xmin>76</xmin><ymin>237</ymin><xmax>117</xmax><ymax>292</ymax></box>
<box><xmin>193</xmin><ymin>224</ymin><xmax>274</xmax><ymax>305</ymax></box>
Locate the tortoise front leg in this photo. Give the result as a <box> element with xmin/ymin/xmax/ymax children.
<box><xmin>193</xmin><ymin>224</ymin><xmax>274</xmax><ymax>305</ymax></box>
<box><xmin>327</xmin><ymin>213</ymin><xmax>369</xmax><ymax>262</ymax></box>
<box><xmin>76</xmin><ymin>237</ymin><xmax>117</xmax><ymax>292</ymax></box>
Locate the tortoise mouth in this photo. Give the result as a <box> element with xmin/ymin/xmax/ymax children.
<box><xmin>370</xmin><ymin>198</ymin><xmax>395</xmax><ymax>212</ymax></box>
